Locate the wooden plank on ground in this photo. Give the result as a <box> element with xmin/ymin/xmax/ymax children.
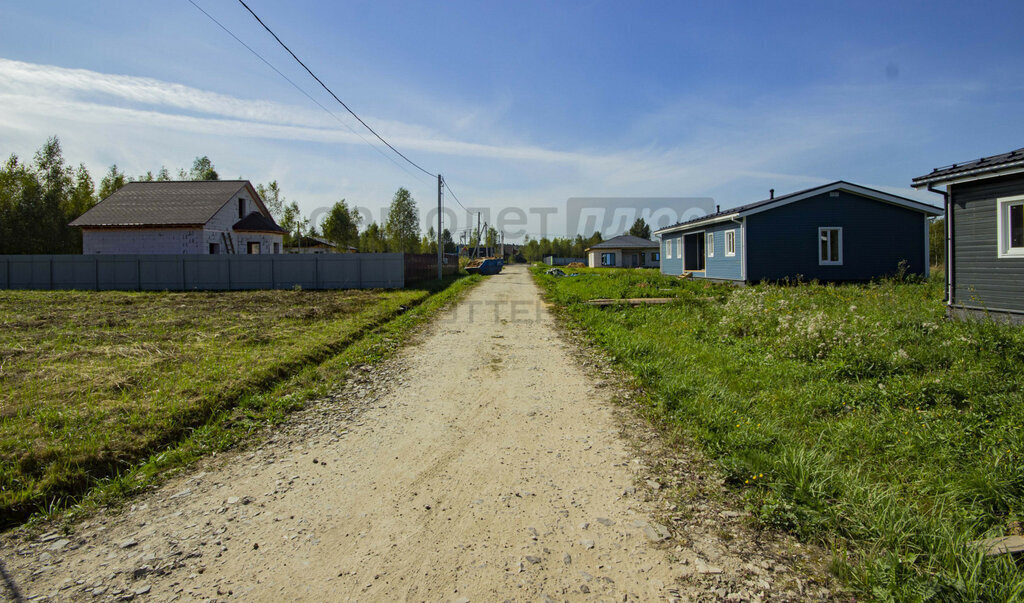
<box><xmin>585</xmin><ymin>297</ymin><xmax>676</xmax><ymax>306</ymax></box>
<box><xmin>972</xmin><ymin>535</ymin><xmax>1024</xmax><ymax>556</ymax></box>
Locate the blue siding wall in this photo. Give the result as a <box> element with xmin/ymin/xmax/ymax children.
<box><xmin>659</xmin><ymin>224</ymin><xmax>744</xmax><ymax>280</ymax></box>
<box><xmin>704</xmin><ymin>222</ymin><xmax>744</xmax><ymax>281</ymax></box>
<box><xmin>745</xmin><ymin>191</ymin><xmax>928</xmax><ymax>282</ymax></box>
<box><xmin>659</xmin><ymin>233</ymin><xmax>684</xmax><ymax>276</ymax></box>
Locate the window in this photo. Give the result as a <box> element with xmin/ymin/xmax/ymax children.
<box><xmin>652</xmin><ymin>252</ymin><xmax>660</xmax><ymax>261</ymax></box>
<box><xmin>273</xmin><ymin>242</ymin><xmax>281</xmax><ymax>254</ymax></box>
<box><xmin>706</xmin><ymin>233</ymin><xmax>715</xmax><ymax>257</ymax></box>
<box><xmin>601</xmin><ymin>252</ymin><xmax>615</xmax><ymax>266</ymax></box>
<box><xmin>997</xmin><ymin>195</ymin><xmax>1024</xmax><ymax>258</ymax></box>
<box><xmin>209</xmin><ymin>243</ymin><xmax>220</xmax><ymax>254</ymax></box>
<box><xmin>247</xmin><ymin>241</ymin><xmax>261</xmax><ymax>255</ymax></box>
<box><xmin>818</xmin><ymin>227</ymin><xmax>842</xmax><ymax>265</ymax></box>
<box><xmin>673</xmin><ymin>238</ymin><xmax>679</xmax><ymax>258</ymax></box>
<box><xmin>664</xmin><ymin>239</ymin><xmax>672</xmax><ymax>259</ymax></box>
<box><xmin>238</xmin><ymin>198</ymin><xmax>246</xmax><ymax>219</ymax></box>
<box><xmin>725</xmin><ymin>230</ymin><xmax>736</xmax><ymax>257</ymax></box>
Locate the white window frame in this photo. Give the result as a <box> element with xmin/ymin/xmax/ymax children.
<box><xmin>664</xmin><ymin>239</ymin><xmax>672</xmax><ymax>259</ymax></box>
<box><xmin>725</xmin><ymin>230</ymin><xmax>736</xmax><ymax>257</ymax></box>
<box><xmin>818</xmin><ymin>227</ymin><xmax>842</xmax><ymax>265</ymax></box>
<box><xmin>996</xmin><ymin>194</ymin><xmax>1024</xmax><ymax>258</ymax></box>
<box><xmin>706</xmin><ymin>233</ymin><xmax>714</xmax><ymax>257</ymax></box>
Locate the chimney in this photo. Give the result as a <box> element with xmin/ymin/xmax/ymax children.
<box><xmin>770</xmin><ymin>188</ymin><xmax>775</xmax><ymax>199</ymax></box>
<box><xmin>715</xmin><ymin>204</ymin><xmax>720</xmax><ymax>213</ymax></box>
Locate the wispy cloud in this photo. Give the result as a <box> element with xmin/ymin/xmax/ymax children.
<box><xmin>0</xmin><ymin>58</ymin><xmax>941</xmax><ymax>236</ymax></box>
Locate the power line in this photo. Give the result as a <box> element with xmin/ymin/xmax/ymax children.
<box><xmin>442</xmin><ymin>180</ymin><xmax>471</xmax><ymax>213</ymax></box>
<box><xmin>186</xmin><ymin>0</ymin><xmax>427</xmax><ymax>184</ymax></box>
<box><xmin>236</xmin><ymin>0</ymin><xmax>436</xmax><ymax>179</ymax></box>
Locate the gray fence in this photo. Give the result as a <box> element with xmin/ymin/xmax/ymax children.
<box><xmin>0</xmin><ymin>253</ymin><xmax>405</xmax><ymax>291</ymax></box>
<box><xmin>543</xmin><ymin>256</ymin><xmax>586</xmax><ymax>266</ymax></box>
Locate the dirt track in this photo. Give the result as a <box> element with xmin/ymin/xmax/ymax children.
<box><xmin>1</xmin><ymin>266</ymin><xmax>833</xmax><ymax>601</ymax></box>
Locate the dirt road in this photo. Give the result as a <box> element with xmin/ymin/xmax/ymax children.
<box><xmin>2</xmin><ymin>266</ymin><xmax>831</xmax><ymax>601</ymax></box>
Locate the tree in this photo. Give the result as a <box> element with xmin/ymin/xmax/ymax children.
<box><xmin>628</xmin><ymin>218</ymin><xmax>651</xmax><ymax>239</ymax></box>
<box><xmin>256</xmin><ymin>181</ymin><xmax>285</xmax><ymax>221</ymax></box>
<box><xmin>98</xmin><ymin>164</ymin><xmax>127</xmax><ymax>200</ymax></box>
<box><xmin>185</xmin><ymin>155</ymin><xmax>218</xmax><ymax>181</ymax></box>
<box><xmin>359</xmin><ymin>222</ymin><xmax>388</xmax><ymax>252</ymax></box>
<box><xmin>441</xmin><ymin>228</ymin><xmax>456</xmax><ymax>253</ymax></box>
<box><xmin>156</xmin><ymin>166</ymin><xmax>171</xmax><ymax>181</ymax></box>
<box><xmin>321</xmin><ymin>199</ymin><xmax>361</xmax><ymax>249</ymax></box>
<box><xmin>929</xmin><ymin>217</ymin><xmax>945</xmax><ymax>267</ymax></box>
<box><xmin>384</xmin><ymin>187</ymin><xmax>420</xmax><ymax>253</ymax></box>
<box><xmin>421</xmin><ymin>225</ymin><xmax>438</xmax><ymax>254</ymax></box>
<box><xmin>485</xmin><ymin>226</ymin><xmax>498</xmax><ymax>251</ymax></box>
<box><xmin>279</xmin><ymin>201</ymin><xmax>308</xmax><ymax>246</ymax></box>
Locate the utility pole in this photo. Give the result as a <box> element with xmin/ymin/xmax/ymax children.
<box><xmin>437</xmin><ymin>174</ymin><xmax>443</xmax><ymax>280</ymax></box>
<box><xmin>474</xmin><ymin>213</ymin><xmax>481</xmax><ymax>258</ymax></box>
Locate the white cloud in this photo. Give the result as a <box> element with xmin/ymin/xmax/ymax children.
<box><xmin>0</xmin><ymin>57</ymin><xmax>942</xmax><ymax>237</ymax></box>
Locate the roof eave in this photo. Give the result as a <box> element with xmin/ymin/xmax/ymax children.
<box><xmin>912</xmin><ymin>164</ymin><xmax>1024</xmax><ymax>189</ymax></box>
<box><xmin>654</xmin><ymin>213</ymin><xmax>740</xmax><ymax>236</ymax></box>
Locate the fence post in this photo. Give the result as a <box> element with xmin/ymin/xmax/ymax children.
<box><xmin>48</xmin><ymin>256</ymin><xmax>54</xmax><ymax>290</ymax></box>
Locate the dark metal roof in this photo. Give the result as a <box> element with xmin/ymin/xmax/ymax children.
<box><xmin>587</xmin><ymin>235</ymin><xmax>659</xmax><ymax>250</ymax></box>
<box><xmin>655</xmin><ymin>180</ymin><xmax>940</xmax><ymax>234</ymax></box>
<box><xmin>912</xmin><ymin>147</ymin><xmax>1024</xmax><ymax>187</ymax></box>
<box><xmin>233</xmin><ymin>212</ymin><xmax>286</xmax><ymax>233</ymax></box>
<box><xmin>70</xmin><ymin>180</ymin><xmax>253</xmax><ymax>227</ymax></box>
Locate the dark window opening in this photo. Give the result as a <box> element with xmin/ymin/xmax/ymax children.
<box><xmin>247</xmin><ymin>241</ymin><xmax>261</xmax><ymax>255</ymax></box>
<box><xmin>683</xmin><ymin>233</ymin><xmax>705</xmax><ymax>271</ymax></box>
<box><xmin>238</xmin><ymin>198</ymin><xmax>245</xmax><ymax>219</ymax></box>
<box><xmin>600</xmin><ymin>252</ymin><xmax>615</xmax><ymax>266</ymax></box>
<box><xmin>209</xmin><ymin>243</ymin><xmax>220</xmax><ymax>254</ymax></box>
<box><xmin>1011</xmin><ymin>204</ymin><xmax>1023</xmax><ymax>249</ymax></box>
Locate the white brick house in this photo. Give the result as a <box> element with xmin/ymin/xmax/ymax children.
<box><xmin>70</xmin><ymin>180</ymin><xmax>285</xmax><ymax>254</ymax></box>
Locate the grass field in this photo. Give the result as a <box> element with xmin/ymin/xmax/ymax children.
<box><xmin>0</xmin><ymin>277</ymin><xmax>479</xmax><ymax>527</ymax></box>
<box><xmin>533</xmin><ymin>266</ymin><xmax>1024</xmax><ymax>601</ymax></box>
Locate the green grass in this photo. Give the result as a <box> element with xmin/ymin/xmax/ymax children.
<box><xmin>0</xmin><ymin>276</ymin><xmax>480</xmax><ymax>527</ymax></box>
<box><xmin>533</xmin><ymin>265</ymin><xmax>1024</xmax><ymax>601</ymax></box>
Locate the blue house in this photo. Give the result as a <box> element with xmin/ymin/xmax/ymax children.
<box><xmin>653</xmin><ymin>181</ymin><xmax>942</xmax><ymax>283</ymax></box>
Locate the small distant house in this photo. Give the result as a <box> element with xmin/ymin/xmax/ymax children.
<box><xmin>286</xmin><ymin>236</ymin><xmax>355</xmax><ymax>254</ymax></box>
<box><xmin>586</xmin><ymin>235</ymin><xmax>661</xmax><ymax>268</ymax></box>
<box><xmin>69</xmin><ymin>180</ymin><xmax>285</xmax><ymax>255</ymax></box>
<box><xmin>912</xmin><ymin>147</ymin><xmax>1024</xmax><ymax>322</ymax></box>
<box><xmin>654</xmin><ymin>181</ymin><xmax>941</xmax><ymax>283</ymax></box>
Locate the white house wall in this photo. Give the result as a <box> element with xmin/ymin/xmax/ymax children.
<box><xmin>203</xmin><ymin>189</ymin><xmax>282</xmax><ymax>254</ymax></box>
<box><xmin>82</xmin><ymin>228</ymin><xmax>204</xmax><ymax>254</ymax></box>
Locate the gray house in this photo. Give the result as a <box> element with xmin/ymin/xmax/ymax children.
<box><xmin>913</xmin><ymin>147</ymin><xmax>1024</xmax><ymax>322</ymax></box>
<box><xmin>654</xmin><ymin>181</ymin><xmax>941</xmax><ymax>283</ymax></box>
<box><xmin>586</xmin><ymin>235</ymin><xmax>660</xmax><ymax>268</ymax></box>
<box><xmin>70</xmin><ymin>180</ymin><xmax>285</xmax><ymax>255</ymax></box>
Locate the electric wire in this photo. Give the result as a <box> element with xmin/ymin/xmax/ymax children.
<box><xmin>186</xmin><ymin>0</ymin><xmax>428</xmax><ymax>184</ymax></box>
<box><xmin>236</xmin><ymin>0</ymin><xmax>437</xmax><ymax>179</ymax></box>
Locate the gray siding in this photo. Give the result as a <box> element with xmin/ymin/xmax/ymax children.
<box><xmin>745</xmin><ymin>191</ymin><xmax>928</xmax><ymax>282</ymax></box>
<box><xmin>0</xmin><ymin>254</ymin><xmax>404</xmax><ymax>290</ymax></box>
<box><xmin>949</xmin><ymin>173</ymin><xmax>1024</xmax><ymax>313</ymax></box>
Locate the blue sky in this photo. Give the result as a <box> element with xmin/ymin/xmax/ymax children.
<box><xmin>2</xmin><ymin>1</ymin><xmax>1023</xmax><ymax>239</ymax></box>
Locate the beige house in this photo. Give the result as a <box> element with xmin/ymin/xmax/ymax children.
<box><xmin>586</xmin><ymin>235</ymin><xmax>661</xmax><ymax>268</ymax></box>
<box><xmin>70</xmin><ymin>180</ymin><xmax>285</xmax><ymax>255</ymax></box>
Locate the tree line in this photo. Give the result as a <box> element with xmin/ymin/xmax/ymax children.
<box><xmin>518</xmin><ymin>218</ymin><xmax>650</xmax><ymax>261</ymax></box>
<box><xmin>0</xmin><ymin>136</ymin><xmax>456</xmax><ymax>255</ymax></box>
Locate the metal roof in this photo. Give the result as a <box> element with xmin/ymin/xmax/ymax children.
<box><xmin>587</xmin><ymin>235</ymin><xmax>659</xmax><ymax>250</ymax></box>
<box><xmin>70</xmin><ymin>180</ymin><xmax>260</xmax><ymax>227</ymax></box>
<box><xmin>912</xmin><ymin>147</ymin><xmax>1024</xmax><ymax>188</ymax></box>
<box><xmin>654</xmin><ymin>181</ymin><xmax>941</xmax><ymax>235</ymax></box>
